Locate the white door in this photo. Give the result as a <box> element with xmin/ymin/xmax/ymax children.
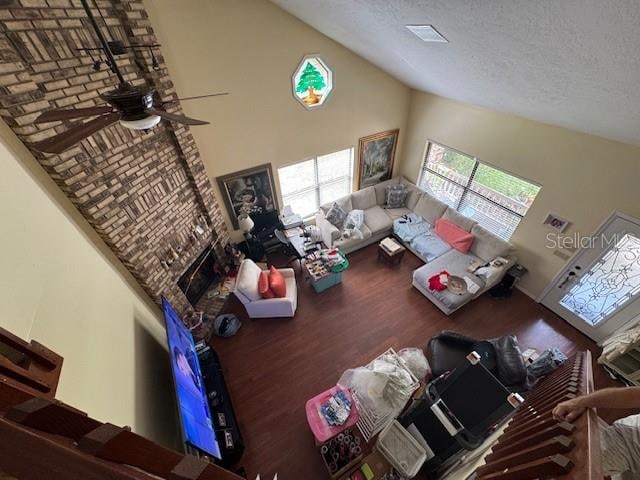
<box><xmin>541</xmin><ymin>212</ymin><xmax>640</xmax><ymax>343</ymax></box>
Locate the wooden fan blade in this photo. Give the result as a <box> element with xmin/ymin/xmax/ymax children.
<box><xmin>32</xmin><ymin>112</ymin><xmax>121</xmax><ymax>154</ymax></box>
<box><xmin>146</xmin><ymin>108</ymin><xmax>209</xmax><ymax>126</ymax></box>
<box><xmin>34</xmin><ymin>106</ymin><xmax>114</xmax><ymax>124</ymax></box>
<box><xmin>161</xmin><ymin>93</ymin><xmax>228</xmax><ymax>105</ymax></box>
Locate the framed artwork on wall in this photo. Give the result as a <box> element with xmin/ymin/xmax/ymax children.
<box><xmin>543</xmin><ymin>212</ymin><xmax>570</xmax><ymax>232</ymax></box>
<box><xmin>217</xmin><ymin>164</ymin><xmax>279</xmax><ymax>229</ymax></box>
<box><xmin>357</xmin><ymin>129</ymin><xmax>399</xmax><ymax>189</ymax></box>
<box><xmin>292</xmin><ymin>55</ymin><xmax>333</xmax><ymax>109</ymax></box>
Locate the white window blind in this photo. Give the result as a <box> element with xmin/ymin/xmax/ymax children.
<box><xmin>418</xmin><ymin>142</ymin><xmax>541</xmax><ymax>240</ymax></box>
<box><xmin>278</xmin><ymin>148</ymin><xmax>354</xmax><ymax>218</ymax></box>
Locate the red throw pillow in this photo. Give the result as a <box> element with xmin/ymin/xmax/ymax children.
<box><xmin>268</xmin><ymin>266</ymin><xmax>287</xmax><ymax>298</ymax></box>
<box><xmin>258</xmin><ymin>271</ymin><xmax>275</xmax><ymax>299</ymax></box>
<box><xmin>435</xmin><ymin>218</ymin><xmax>474</xmax><ymax>253</ymax></box>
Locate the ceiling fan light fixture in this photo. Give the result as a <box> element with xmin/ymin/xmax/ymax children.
<box><xmin>119</xmin><ymin>115</ymin><xmax>161</xmax><ymax>130</ymax></box>
<box><xmin>406</xmin><ymin>25</ymin><xmax>448</xmax><ymax>43</ymax></box>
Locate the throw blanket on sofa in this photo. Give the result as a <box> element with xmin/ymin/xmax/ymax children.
<box><xmin>393</xmin><ymin>213</ymin><xmax>450</xmax><ymax>262</ymax></box>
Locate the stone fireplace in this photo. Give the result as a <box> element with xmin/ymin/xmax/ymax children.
<box><xmin>0</xmin><ymin>0</ymin><xmax>229</xmax><ymax>316</ymax></box>
<box><xmin>177</xmin><ymin>245</ymin><xmax>220</xmax><ymax>307</ymax></box>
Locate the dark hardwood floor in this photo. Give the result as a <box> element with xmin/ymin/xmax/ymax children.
<box><xmin>210</xmin><ymin>243</ymin><xmax>625</xmax><ymax>479</ymax></box>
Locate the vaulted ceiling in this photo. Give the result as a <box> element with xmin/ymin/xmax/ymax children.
<box><xmin>271</xmin><ymin>0</ymin><xmax>640</xmax><ymax>145</ymax></box>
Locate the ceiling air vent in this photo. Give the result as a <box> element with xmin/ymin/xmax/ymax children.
<box><xmin>406</xmin><ymin>25</ymin><xmax>448</xmax><ymax>43</ymax></box>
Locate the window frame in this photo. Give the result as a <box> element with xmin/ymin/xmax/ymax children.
<box><xmin>418</xmin><ymin>141</ymin><xmax>541</xmax><ymax>239</ymax></box>
<box><xmin>277</xmin><ymin>147</ymin><xmax>354</xmax><ymax>219</ymax></box>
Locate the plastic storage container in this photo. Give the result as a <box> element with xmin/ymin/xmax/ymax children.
<box><xmin>376</xmin><ymin>421</ymin><xmax>427</xmax><ymax>478</ymax></box>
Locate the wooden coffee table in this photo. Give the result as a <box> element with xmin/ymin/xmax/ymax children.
<box><xmin>377</xmin><ymin>237</ymin><xmax>406</xmax><ymax>266</ymax></box>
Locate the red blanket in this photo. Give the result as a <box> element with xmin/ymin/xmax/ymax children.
<box><xmin>428</xmin><ymin>271</ymin><xmax>450</xmax><ymax>291</ymax></box>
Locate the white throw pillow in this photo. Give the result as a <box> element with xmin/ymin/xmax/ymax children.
<box><xmin>236</xmin><ymin>260</ymin><xmax>262</xmax><ymax>301</ymax></box>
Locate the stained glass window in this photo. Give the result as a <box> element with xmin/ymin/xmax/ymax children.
<box><xmin>560</xmin><ymin>234</ymin><xmax>640</xmax><ymax>326</ymax></box>
<box><xmin>292</xmin><ymin>56</ymin><xmax>333</xmax><ymax>109</ymax></box>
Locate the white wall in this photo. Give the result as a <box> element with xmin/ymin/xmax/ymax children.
<box><xmin>144</xmin><ymin>0</ymin><xmax>411</xmax><ymax>240</ymax></box>
<box><xmin>0</xmin><ymin>120</ymin><xmax>178</xmax><ymax>447</ymax></box>
<box><xmin>400</xmin><ymin>91</ymin><xmax>640</xmax><ymax>297</ymax></box>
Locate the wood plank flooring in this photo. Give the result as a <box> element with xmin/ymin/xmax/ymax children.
<box><xmin>210</xmin><ymin>243</ymin><xmax>624</xmax><ymax>479</ymax></box>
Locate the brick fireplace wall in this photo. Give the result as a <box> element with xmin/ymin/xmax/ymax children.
<box><xmin>0</xmin><ymin>0</ymin><xmax>229</xmax><ymax>315</ymax></box>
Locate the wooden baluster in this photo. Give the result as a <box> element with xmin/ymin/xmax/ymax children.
<box><xmin>168</xmin><ymin>455</ymin><xmax>209</xmax><ymax>480</ymax></box>
<box><xmin>492</xmin><ymin>422</ymin><xmax>574</xmax><ymax>454</ymax></box>
<box><xmin>477</xmin><ymin>436</ymin><xmax>574</xmax><ymax>475</ymax></box>
<box><xmin>477</xmin><ymin>454</ymin><xmax>573</xmax><ymax>479</ymax></box>
<box><xmin>5</xmin><ymin>397</ymin><xmax>99</xmax><ymax>441</ymax></box>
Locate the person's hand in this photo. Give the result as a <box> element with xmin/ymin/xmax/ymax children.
<box><xmin>552</xmin><ymin>398</ymin><xmax>585</xmax><ymax>422</ymax></box>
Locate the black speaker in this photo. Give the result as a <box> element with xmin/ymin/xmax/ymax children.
<box><xmin>196</xmin><ymin>344</ymin><xmax>244</xmax><ymax>467</ymax></box>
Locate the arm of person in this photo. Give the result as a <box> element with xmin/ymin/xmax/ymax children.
<box><xmin>553</xmin><ymin>387</ymin><xmax>640</xmax><ymax>422</ymax></box>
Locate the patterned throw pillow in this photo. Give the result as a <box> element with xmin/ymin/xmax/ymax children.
<box><xmin>385</xmin><ymin>184</ymin><xmax>408</xmax><ymax>208</ymax></box>
<box><xmin>343</xmin><ymin>209</ymin><xmax>364</xmax><ymax>230</ymax></box>
<box><xmin>325</xmin><ymin>202</ymin><xmax>347</xmax><ymax>227</ymax></box>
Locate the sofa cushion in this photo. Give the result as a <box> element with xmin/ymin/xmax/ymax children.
<box><xmin>374</xmin><ymin>177</ymin><xmax>399</xmax><ymax>205</ymax></box>
<box><xmin>351</xmin><ymin>187</ymin><xmax>377</xmax><ymax>210</ymax></box>
<box><xmin>321</xmin><ymin>195</ymin><xmax>352</xmax><ymax>214</ymax></box>
<box><xmin>413</xmin><ymin>193</ymin><xmax>448</xmax><ymax>225</ymax></box>
<box><xmin>410</xmin><ymin>230</ymin><xmax>452</xmax><ymax>262</ymax></box>
<box><xmin>335</xmin><ymin>224</ymin><xmax>372</xmax><ymax>250</ymax></box>
<box><xmin>470</xmin><ymin>224</ymin><xmax>511</xmax><ymax>262</ymax></box>
<box><xmin>385</xmin><ymin>183</ymin><xmax>408</xmax><ymax>208</ymax></box>
<box><xmin>258</xmin><ymin>271</ymin><xmax>275</xmax><ymax>299</ymax></box>
<box><xmin>443</xmin><ymin>208</ymin><xmax>477</xmax><ymax>232</ymax></box>
<box><xmin>400</xmin><ymin>177</ymin><xmax>417</xmax><ymax>187</ymax></box>
<box><xmin>269</xmin><ymin>266</ymin><xmax>286</xmax><ymax>298</ymax></box>
<box><xmin>405</xmin><ymin>186</ymin><xmax>423</xmax><ymax>211</ymax></box>
<box><xmin>435</xmin><ymin>218</ymin><xmax>475</xmax><ymax>253</ymax></box>
<box><xmin>363</xmin><ymin>206</ymin><xmax>394</xmax><ymax>235</ymax></box>
<box><xmin>325</xmin><ymin>202</ymin><xmax>347</xmax><ymax>228</ymax></box>
<box><xmin>236</xmin><ymin>260</ymin><xmax>262</xmax><ymax>301</ymax></box>
<box><xmin>413</xmin><ymin>250</ymin><xmax>486</xmax><ymax>311</ymax></box>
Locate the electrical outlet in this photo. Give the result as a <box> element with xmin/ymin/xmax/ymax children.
<box><xmin>553</xmin><ymin>249</ymin><xmax>571</xmax><ymax>261</ymax></box>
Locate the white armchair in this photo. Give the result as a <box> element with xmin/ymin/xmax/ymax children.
<box><xmin>233</xmin><ymin>259</ymin><xmax>298</xmax><ymax>318</ymax></box>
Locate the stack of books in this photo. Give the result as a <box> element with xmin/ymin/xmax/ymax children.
<box><xmin>380</xmin><ymin>237</ymin><xmax>403</xmax><ymax>254</ymax></box>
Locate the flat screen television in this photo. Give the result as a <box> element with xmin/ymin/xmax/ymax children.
<box><xmin>162</xmin><ymin>297</ymin><xmax>221</xmax><ymax>459</ymax></box>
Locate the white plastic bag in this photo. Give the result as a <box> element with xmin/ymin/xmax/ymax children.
<box><xmin>338</xmin><ymin>352</ymin><xmax>417</xmax><ymax>412</ymax></box>
<box><xmin>398</xmin><ymin>348</ymin><xmax>430</xmax><ymax>381</ymax></box>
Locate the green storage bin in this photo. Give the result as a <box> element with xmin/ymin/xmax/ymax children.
<box><xmin>311</xmin><ymin>271</ymin><xmax>343</xmax><ymax>293</ymax></box>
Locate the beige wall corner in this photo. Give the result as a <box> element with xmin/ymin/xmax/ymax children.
<box><xmin>144</xmin><ymin>0</ymin><xmax>411</xmax><ymax>241</ymax></box>
<box><xmin>0</xmin><ymin>119</ymin><xmax>177</xmax><ymax>448</ymax></box>
<box><xmin>399</xmin><ymin>91</ymin><xmax>640</xmax><ymax>297</ymax></box>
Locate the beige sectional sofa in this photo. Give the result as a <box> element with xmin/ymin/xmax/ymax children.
<box><xmin>315</xmin><ymin>177</ymin><xmax>516</xmax><ymax>314</ymax></box>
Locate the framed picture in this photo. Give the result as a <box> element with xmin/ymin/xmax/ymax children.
<box><xmin>543</xmin><ymin>213</ymin><xmax>570</xmax><ymax>232</ymax></box>
<box><xmin>357</xmin><ymin>129</ymin><xmax>399</xmax><ymax>189</ymax></box>
<box><xmin>217</xmin><ymin>164</ymin><xmax>279</xmax><ymax>229</ymax></box>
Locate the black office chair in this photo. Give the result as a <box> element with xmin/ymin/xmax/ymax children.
<box><xmin>272</xmin><ymin>229</ymin><xmax>303</xmax><ymax>269</ymax></box>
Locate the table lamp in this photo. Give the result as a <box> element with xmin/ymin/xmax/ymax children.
<box><xmin>238</xmin><ymin>214</ymin><xmax>254</xmax><ymax>238</ymax></box>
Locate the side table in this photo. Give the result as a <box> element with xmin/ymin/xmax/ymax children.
<box><xmin>377</xmin><ymin>237</ymin><xmax>406</xmax><ymax>266</ymax></box>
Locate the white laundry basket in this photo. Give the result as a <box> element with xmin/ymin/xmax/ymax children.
<box><xmin>377</xmin><ymin>420</ymin><xmax>427</xmax><ymax>478</ymax></box>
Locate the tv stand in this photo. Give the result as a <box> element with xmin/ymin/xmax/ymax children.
<box><xmin>195</xmin><ymin>343</ymin><xmax>244</xmax><ymax>467</ymax></box>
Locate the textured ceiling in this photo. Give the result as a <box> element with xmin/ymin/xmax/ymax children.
<box><xmin>271</xmin><ymin>0</ymin><xmax>640</xmax><ymax>145</ymax></box>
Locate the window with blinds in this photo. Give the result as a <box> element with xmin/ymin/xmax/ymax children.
<box><xmin>418</xmin><ymin>142</ymin><xmax>540</xmax><ymax>240</ymax></box>
<box><xmin>277</xmin><ymin>148</ymin><xmax>354</xmax><ymax>218</ymax></box>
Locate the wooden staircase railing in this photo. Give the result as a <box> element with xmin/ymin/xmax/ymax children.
<box><xmin>0</xmin><ymin>326</ymin><xmax>63</xmax><ymax>410</ymax></box>
<box><xmin>0</xmin><ymin>328</ymin><xmax>243</xmax><ymax>480</ymax></box>
<box><xmin>473</xmin><ymin>351</ymin><xmax>602</xmax><ymax>479</ymax></box>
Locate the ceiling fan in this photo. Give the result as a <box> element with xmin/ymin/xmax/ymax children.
<box><xmin>32</xmin><ymin>0</ymin><xmax>226</xmax><ymax>155</ymax></box>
